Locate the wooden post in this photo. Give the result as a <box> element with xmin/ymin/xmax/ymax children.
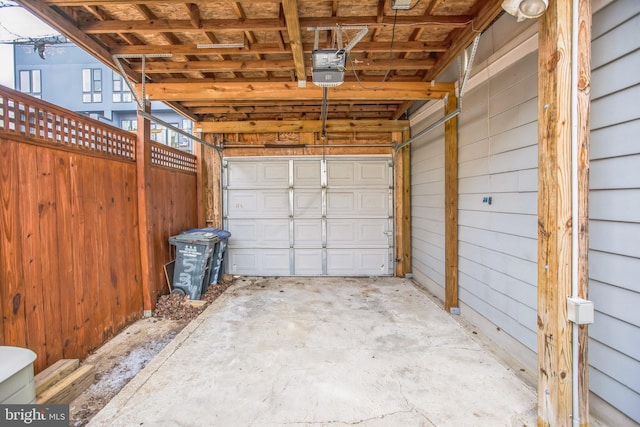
<box><xmin>394</xmin><ymin>130</ymin><xmax>411</xmax><ymax>277</ymax></box>
<box><xmin>401</xmin><ymin>129</ymin><xmax>412</xmax><ymax>277</ymax></box>
<box><xmin>537</xmin><ymin>0</ymin><xmax>590</xmax><ymax>425</ymax></box>
<box><xmin>136</xmin><ymin>103</ymin><xmax>154</xmax><ymax>315</ymax></box>
<box><xmin>391</xmin><ymin>131</ymin><xmax>411</xmax><ymax>277</ymax></box>
<box><xmin>576</xmin><ymin>2</ymin><xmax>591</xmax><ymax>424</ymax></box>
<box><xmin>203</xmin><ymin>134</ymin><xmax>220</xmax><ymax>228</ymax></box>
<box><xmin>444</xmin><ymin>90</ymin><xmax>458</xmax><ymax>312</ymax></box>
<box><xmin>195</xmin><ymin>138</ymin><xmax>205</xmax><ymax>228</ymax></box>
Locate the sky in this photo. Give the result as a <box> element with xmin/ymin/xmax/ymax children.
<box><xmin>0</xmin><ymin>4</ymin><xmax>57</xmax><ymax>88</ymax></box>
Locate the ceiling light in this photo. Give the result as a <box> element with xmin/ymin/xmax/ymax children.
<box><xmin>196</xmin><ymin>43</ymin><xmax>245</xmax><ymax>49</ymax></box>
<box><xmin>391</xmin><ymin>0</ymin><xmax>412</xmax><ymax>10</ymax></box>
<box><xmin>501</xmin><ymin>0</ymin><xmax>548</xmax><ymax>21</ymax></box>
<box><xmin>519</xmin><ymin>0</ymin><xmax>548</xmax><ymax>18</ymax></box>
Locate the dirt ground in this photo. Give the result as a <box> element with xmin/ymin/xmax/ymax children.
<box><xmin>68</xmin><ymin>280</ymin><xmax>233</xmax><ymax>427</ymax></box>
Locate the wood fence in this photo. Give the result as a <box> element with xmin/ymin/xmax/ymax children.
<box><xmin>0</xmin><ymin>86</ymin><xmax>198</xmax><ymax>373</ymax></box>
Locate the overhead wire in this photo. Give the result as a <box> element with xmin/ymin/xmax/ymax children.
<box><xmin>346</xmin><ymin>8</ymin><xmax>399</xmax><ymax>90</ymax></box>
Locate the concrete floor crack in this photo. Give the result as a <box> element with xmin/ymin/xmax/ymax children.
<box><xmin>397</xmin><ymin>379</ymin><xmax>436</xmax><ymax>426</ymax></box>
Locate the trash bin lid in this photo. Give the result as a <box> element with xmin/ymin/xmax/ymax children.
<box><xmin>0</xmin><ymin>347</ymin><xmax>37</xmax><ymax>383</ymax></box>
<box><xmin>169</xmin><ymin>231</ymin><xmax>219</xmax><ymax>244</ymax></box>
<box><xmin>181</xmin><ymin>228</ymin><xmax>231</xmax><ymax>239</ymax></box>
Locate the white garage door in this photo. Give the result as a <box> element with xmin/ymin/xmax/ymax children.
<box><xmin>224</xmin><ymin>157</ymin><xmax>393</xmax><ymax>276</ymax></box>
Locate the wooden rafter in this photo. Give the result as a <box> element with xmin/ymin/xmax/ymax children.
<box><xmin>195</xmin><ymin>119</ymin><xmax>409</xmax><ymax>133</ymax></box>
<box><xmin>143</xmin><ymin>81</ymin><xmax>454</xmax><ymax>102</ymax></box>
<box><xmin>282</xmin><ymin>0</ymin><xmax>306</xmax><ymax>83</ymax></box>
<box><xmin>18</xmin><ymin>0</ymin><xmax>502</xmax><ymax>123</ymax></box>
<box><xmin>79</xmin><ymin>15</ymin><xmax>471</xmax><ymax>34</ymax></box>
<box><xmin>111</xmin><ymin>41</ymin><xmax>450</xmax><ymax>56</ymax></box>
<box><xmin>132</xmin><ymin>58</ymin><xmax>434</xmax><ymax>73</ymax></box>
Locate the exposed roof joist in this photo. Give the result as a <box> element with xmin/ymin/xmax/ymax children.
<box><xmin>16</xmin><ymin>0</ymin><xmax>503</xmax><ymax>124</ymax></box>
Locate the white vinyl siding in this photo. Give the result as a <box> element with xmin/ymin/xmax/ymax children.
<box><xmin>456</xmin><ymin>51</ymin><xmax>539</xmax><ymax>353</ymax></box>
<box><xmin>410</xmin><ymin>111</ymin><xmax>446</xmax><ymax>301</ymax></box>
<box><xmin>409</xmin><ymin>1</ymin><xmax>640</xmax><ymax>423</ymax></box>
<box><xmin>588</xmin><ymin>1</ymin><xmax>640</xmax><ymax>423</ymax></box>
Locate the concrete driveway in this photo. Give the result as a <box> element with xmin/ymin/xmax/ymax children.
<box><xmin>89</xmin><ymin>277</ymin><xmax>536</xmax><ymax>426</ymax></box>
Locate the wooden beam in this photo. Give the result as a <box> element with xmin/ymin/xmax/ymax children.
<box><xmin>537</xmin><ymin>0</ymin><xmax>591</xmax><ymax>425</ymax></box>
<box><xmin>202</xmin><ymin>134</ymin><xmax>221</xmax><ymax>228</ymax></box>
<box><xmin>132</xmin><ymin>59</ymin><xmax>295</xmax><ymax>73</ymax></box>
<box><xmin>186</xmin><ymin>3</ymin><xmax>201</xmax><ymax>29</ymax></box>
<box><xmin>132</xmin><ymin>58</ymin><xmax>435</xmax><ymax>73</ymax></box>
<box><xmin>143</xmin><ymin>81</ymin><xmax>454</xmax><ymax>102</ymax></box>
<box><xmin>80</xmin><ymin>18</ymin><xmax>285</xmax><ymax>34</ymax></box>
<box><xmin>401</xmin><ymin>128</ymin><xmax>411</xmax><ymax>277</ymax></box>
<box><xmin>282</xmin><ymin>0</ymin><xmax>306</xmax><ymax>83</ymax></box>
<box><xmin>36</xmin><ymin>364</ymin><xmax>95</xmax><ymax>404</ymax></box>
<box><xmin>576</xmin><ymin>2</ymin><xmax>592</xmax><ymax>424</ymax></box>
<box><xmin>47</xmin><ymin>0</ymin><xmax>280</xmax><ymax>4</ymax></box>
<box><xmin>35</xmin><ymin>359</ymin><xmax>80</xmax><ymax>396</ymax></box>
<box><xmin>136</xmin><ymin>104</ymin><xmax>154</xmax><ymax>313</ymax></box>
<box><xmin>79</xmin><ymin>16</ymin><xmax>471</xmax><ymax>34</ymax></box>
<box><xmin>394</xmin><ymin>129</ymin><xmax>411</xmax><ymax>277</ymax></box>
<box><xmin>392</xmin><ymin>100</ymin><xmax>414</xmax><ymax>120</ymax></box>
<box><xmin>112</xmin><ymin>41</ymin><xmax>450</xmax><ymax>56</ymax></box>
<box><xmin>195</xmin><ymin>119</ymin><xmax>409</xmax><ymax>133</ymax></box>
<box><xmin>444</xmin><ymin>91</ymin><xmax>458</xmax><ymax>312</ymax></box>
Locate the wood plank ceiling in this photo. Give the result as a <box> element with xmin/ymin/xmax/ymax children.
<box><xmin>17</xmin><ymin>0</ymin><xmax>503</xmax><ymax>124</ymax></box>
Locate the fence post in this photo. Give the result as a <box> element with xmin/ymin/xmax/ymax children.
<box><xmin>136</xmin><ymin>102</ymin><xmax>154</xmax><ymax>316</ymax></box>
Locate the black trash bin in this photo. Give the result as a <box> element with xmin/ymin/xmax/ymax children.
<box><xmin>180</xmin><ymin>228</ymin><xmax>231</xmax><ymax>291</ymax></box>
<box><xmin>169</xmin><ymin>231</ymin><xmax>219</xmax><ymax>300</ymax></box>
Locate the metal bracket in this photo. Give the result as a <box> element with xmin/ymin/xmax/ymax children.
<box><xmin>308</xmin><ymin>25</ymin><xmax>369</xmax><ymax>52</ymax></box>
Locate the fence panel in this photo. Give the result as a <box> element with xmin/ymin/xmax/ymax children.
<box><xmin>0</xmin><ymin>86</ymin><xmax>198</xmax><ymax>372</ymax></box>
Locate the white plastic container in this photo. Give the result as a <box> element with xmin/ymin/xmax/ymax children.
<box><xmin>0</xmin><ymin>346</ymin><xmax>37</xmax><ymax>404</ymax></box>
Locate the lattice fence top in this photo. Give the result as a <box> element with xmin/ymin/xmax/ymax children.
<box><xmin>0</xmin><ymin>86</ymin><xmax>136</xmax><ymax>161</ymax></box>
<box><xmin>150</xmin><ymin>142</ymin><xmax>197</xmax><ymax>173</ymax></box>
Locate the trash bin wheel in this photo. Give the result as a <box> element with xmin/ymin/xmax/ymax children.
<box><xmin>171</xmin><ymin>288</ymin><xmax>186</xmax><ymax>297</ymax></box>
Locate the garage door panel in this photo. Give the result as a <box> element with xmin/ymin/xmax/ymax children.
<box><xmin>327</xmin><ymin>249</ymin><xmax>389</xmax><ymax>275</ymax></box>
<box><xmin>227</xmin><ymin>189</ymin><xmax>289</xmax><ymax>218</ymax></box>
<box><xmin>225</xmin><ymin>157</ymin><xmax>392</xmax><ymax>277</ymax></box>
<box><xmin>327</xmin><ymin>160</ymin><xmax>389</xmax><ymax>187</ymax></box>
<box><xmin>294</xmin><ymin>190</ymin><xmax>322</xmax><ymax>217</ymax></box>
<box><xmin>294</xmin><ymin>161</ymin><xmax>321</xmax><ymax>187</ymax></box>
<box><xmin>227</xmin><ymin>161</ymin><xmax>289</xmax><ymax>188</ymax></box>
<box><xmin>327</xmin><ymin>190</ymin><xmax>389</xmax><ymax>217</ymax></box>
<box><xmin>227</xmin><ymin>219</ymin><xmax>289</xmax><ymax>248</ymax></box>
<box><xmin>294</xmin><ymin>219</ymin><xmax>322</xmax><ymax>246</ymax></box>
<box><xmin>327</xmin><ymin>219</ymin><xmax>389</xmax><ymax>247</ymax></box>
<box><xmin>295</xmin><ymin>249</ymin><xmax>323</xmax><ymax>275</ymax></box>
<box><xmin>228</xmin><ymin>249</ymin><xmax>290</xmax><ymax>276</ymax></box>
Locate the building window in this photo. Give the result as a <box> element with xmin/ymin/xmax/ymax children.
<box><xmin>82</xmin><ymin>68</ymin><xmax>102</xmax><ymax>103</ymax></box>
<box><xmin>112</xmin><ymin>73</ymin><xmax>132</xmax><ymax>103</ymax></box>
<box><xmin>121</xmin><ymin>119</ymin><xmax>137</xmax><ymax>132</ymax></box>
<box><xmin>18</xmin><ymin>70</ymin><xmax>42</xmax><ymax>98</ymax></box>
<box><xmin>178</xmin><ymin>119</ymin><xmax>194</xmax><ymax>153</ymax></box>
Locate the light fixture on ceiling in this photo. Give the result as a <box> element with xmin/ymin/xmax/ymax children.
<box><xmin>391</xmin><ymin>0</ymin><xmax>412</xmax><ymax>10</ymax></box>
<box><xmin>501</xmin><ymin>0</ymin><xmax>548</xmax><ymax>22</ymax></box>
<box><xmin>196</xmin><ymin>43</ymin><xmax>245</xmax><ymax>49</ymax></box>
